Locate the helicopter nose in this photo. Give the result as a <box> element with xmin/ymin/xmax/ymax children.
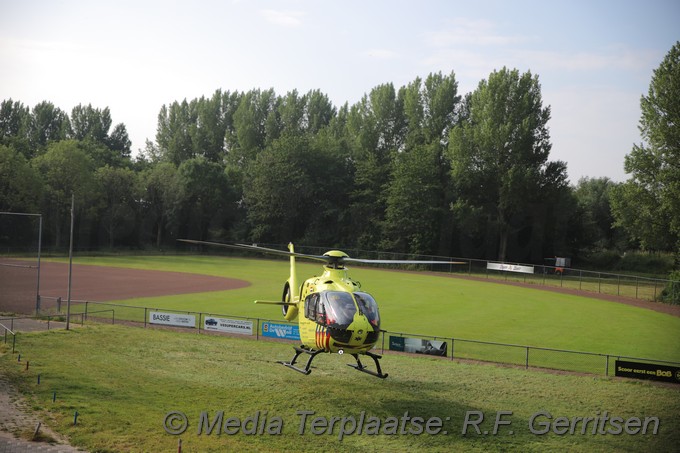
<box><xmin>349</xmin><ymin>316</ymin><xmax>370</xmax><ymax>345</ymax></box>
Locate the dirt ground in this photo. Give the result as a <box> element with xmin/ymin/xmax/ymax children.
<box><xmin>1</xmin><ymin>261</ymin><xmax>250</xmax><ymax>314</ymax></box>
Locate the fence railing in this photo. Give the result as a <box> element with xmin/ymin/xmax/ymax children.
<box><xmin>382</xmin><ymin>330</ymin><xmax>680</xmax><ymax>377</ymax></box>
<box><xmin>11</xmin><ymin>300</ymin><xmax>668</xmax><ymax>379</ymax></box>
<box><xmin>1</xmin><ymin>321</ymin><xmax>17</xmax><ymax>353</ymax></box>
<box><xmin>0</xmin><ymin>310</ymin><xmax>114</xmax><ymax>333</ymax></box>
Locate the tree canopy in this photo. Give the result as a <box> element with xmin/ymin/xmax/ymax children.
<box><xmin>3</xmin><ymin>55</ymin><xmax>677</xmax><ymax>266</ymax></box>
<box><xmin>449</xmin><ymin>68</ymin><xmax>567</xmax><ymax>261</ymax></box>
<box><xmin>611</xmin><ymin>41</ymin><xmax>680</xmax><ymax>254</ymax></box>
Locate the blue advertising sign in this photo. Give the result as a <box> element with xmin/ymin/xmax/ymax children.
<box><xmin>261</xmin><ymin>322</ymin><xmax>300</xmax><ymax>340</ymax></box>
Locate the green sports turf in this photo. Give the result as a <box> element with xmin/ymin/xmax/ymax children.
<box><xmin>51</xmin><ymin>255</ymin><xmax>680</xmax><ymax>364</ymax></box>
<box><xmin>1</xmin><ymin>325</ymin><xmax>678</xmax><ymax>453</ymax></box>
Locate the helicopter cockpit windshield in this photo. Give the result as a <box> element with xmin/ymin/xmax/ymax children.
<box><xmin>323</xmin><ymin>291</ymin><xmax>356</xmax><ymax>328</ymax></box>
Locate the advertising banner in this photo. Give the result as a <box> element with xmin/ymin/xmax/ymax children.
<box><xmin>149</xmin><ymin>311</ymin><xmax>196</xmax><ymax>328</ymax></box>
<box><xmin>389</xmin><ymin>336</ymin><xmax>447</xmax><ymax>357</ymax></box>
<box><xmin>261</xmin><ymin>322</ymin><xmax>300</xmax><ymax>340</ymax></box>
<box><xmin>615</xmin><ymin>360</ymin><xmax>680</xmax><ymax>384</ymax></box>
<box><xmin>487</xmin><ymin>262</ymin><xmax>535</xmax><ymax>274</ymax></box>
<box><xmin>204</xmin><ymin>317</ymin><xmax>253</xmax><ymax>335</ymax></box>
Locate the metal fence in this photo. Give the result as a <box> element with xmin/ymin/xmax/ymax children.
<box><xmin>6</xmin><ymin>300</ymin><xmax>668</xmax><ymax>380</ymax></box>
<box><xmin>382</xmin><ymin>330</ymin><xmax>680</xmax><ymax>377</ymax></box>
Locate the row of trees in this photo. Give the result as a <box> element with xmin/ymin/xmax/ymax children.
<box><xmin>1</xmin><ymin>43</ymin><xmax>678</xmax><ymax>267</ymax></box>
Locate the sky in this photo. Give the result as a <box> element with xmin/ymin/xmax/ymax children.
<box><xmin>1</xmin><ymin>0</ymin><xmax>678</xmax><ymax>183</ymax></box>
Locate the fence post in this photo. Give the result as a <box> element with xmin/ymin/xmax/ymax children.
<box><xmin>598</xmin><ymin>273</ymin><xmax>602</xmax><ymax>293</ymax></box>
<box><xmin>57</xmin><ymin>297</ymin><xmax>61</xmax><ymax>313</ymax></box>
<box><xmin>256</xmin><ymin>319</ymin><xmax>259</xmax><ymax>341</ymax></box>
<box><xmin>84</xmin><ymin>301</ymin><xmax>88</xmax><ymax>321</ymax></box>
<box><xmin>605</xmin><ymin>355</ymin><xmax>610</xmax><ymax>376</ymax></box>
<box><xmin>525</xmin><ymin>347</ymin><xmax>529</xmax><ymax>369</ymax></box>
<box><xmin>12</xmin><ymin>334</ymin><xmax>16</xmax><ymax>354</ymax></box>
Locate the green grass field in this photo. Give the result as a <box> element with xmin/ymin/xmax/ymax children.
<box><xmin>1</xmin><ymin>325</ymin><xmax>678</xmax><ymax>453</ymax></box>
<box><xmin>58</xmin><ymin>255</ymin><xmax>680</xmax><ymax>364</ymax></box>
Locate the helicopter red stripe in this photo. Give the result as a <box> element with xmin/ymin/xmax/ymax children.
<box><xmin>315</xmin><ymin>325</ymin><xmax>323</xmax><ymax>349</ymax></box>
<box><xmin>315</xmin><ymin>325</ymin><xmax>321</xmax><ymax>349</ymax></box>
<box><xmin>315</xmin><ymin>324</ymin><xmax>330</xmax><ymax>351</ymax></box>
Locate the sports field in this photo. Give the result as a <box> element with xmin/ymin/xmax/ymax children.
<box><xmin>40</xmin><ymin>255</ymin><xmax>680</xmax><ymax>363</ymax></box>
<box><xmin>2</xmin><ymin>254</ymin><xmax>679</xmax><ymax>452</ymax></box>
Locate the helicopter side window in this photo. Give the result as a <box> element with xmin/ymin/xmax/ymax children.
<box><xmin>323</xmin><ymin>291</ymin><xmax>357</xmax><ymax>328</ymax></box>
<box><xmin>315</xmin><ymin>299</ymin><xmax>327</xmax><ymax>325</ymax></box>
<box><xmin>304</xmin><ymin>293</ymin><xmax>320</xmax><ymax>320</ymax></box>
<box><xmin>355</xmin><ymin>292</ymin><xmax>380</xmax><ymax>328</ymax></box>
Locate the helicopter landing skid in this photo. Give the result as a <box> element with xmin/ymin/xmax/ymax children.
<box><xmin>347</xmin><ymin>351</ymin><xmax>389</xmax><ymax>379</ymax></box>
<box><xmin>278</xmin><ymin>346</ymin><xmax>325</xmax><ymax>375</ymax></box>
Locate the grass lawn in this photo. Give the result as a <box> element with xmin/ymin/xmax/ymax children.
<box><xmin>1</xmin><ymin>325</ymin><xmax>678</xmax><ymax>452</ymax></box>
<box><xmin>57</xmin><ymin>256</ymin><xmax>680</xmax><ymax>364</ymax></box>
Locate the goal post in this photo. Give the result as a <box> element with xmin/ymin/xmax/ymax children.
<box><xmin>0</xmin><ymin>212</ymin><xmax>42</xmax><ymax>314</ymax></box>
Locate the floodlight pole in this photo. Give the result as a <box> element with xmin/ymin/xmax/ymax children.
<box><xmin>66</xmin><ymin>194</ymin><xmax>74</xmax><ymax>331</ymax></box>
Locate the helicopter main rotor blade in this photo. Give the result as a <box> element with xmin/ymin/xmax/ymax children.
<box><xmin>344</xmin><ymin>258</ymin><xmax>466</xmax><ymax>265</ymax></box>
<box><xmin>177</xmin><ymin>239</ymin><xmax>330</xmax><ymax>263</ymax></box>
<box><xmin>178</xmin><ymin>239</ymin><xmax>466</xmax><ymax>266</ymax></box>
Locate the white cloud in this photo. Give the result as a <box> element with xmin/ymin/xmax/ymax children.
<box><xmin>362</xmin><ymin>48</ymin><xmax>400</xmax><ymax>60</ymax></box>
<box><xmin>259</xmin><ymin>9</ymin><xmax>305</xmax><ymax>27</ymax></box>
<box><xmin>425</xmin><ymin>18</ymin><xmax>529</xmax><ymax>47</ymax></box>
<box><xmin>514</xmin><ymin>48</ymin><xmax>657</xmax><ymax>72</ymax></box>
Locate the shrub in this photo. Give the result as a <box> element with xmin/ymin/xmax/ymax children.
<box><xmin>660</xmin><ymin>270</ymin><xmax>680</xmax><ymax>305</ymax></box>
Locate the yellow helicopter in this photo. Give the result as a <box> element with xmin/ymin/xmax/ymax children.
<box><xmin>179</xmin><ymin>240</ymin><xmax>462</xmax><ymax>378</ymax></box>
